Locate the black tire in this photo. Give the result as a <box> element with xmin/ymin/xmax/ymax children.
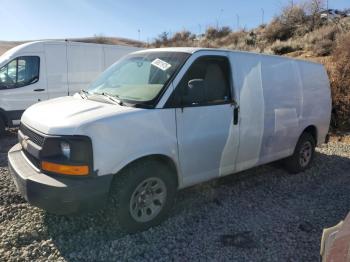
<box><xmin>109</xmin><ymin>159</ymin><xmax>177</xmax><ymax>233</ymax></box>
<box><xmin>284</xmin><ymin>132</ymin><xmax>316</xmax><ymax>174</ymax></box>
<box><xmin>0</xmin><ymin>117</ymin><xmax>5</xmax><ymax>137</ymax></box>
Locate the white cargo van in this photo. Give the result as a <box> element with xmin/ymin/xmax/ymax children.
<box><xmin>0</xmin><ymin>41</ymin><xmax>141</xmax><ymax>134</ymax></box>
<box><xmin>8</xmin><ymin>48</ymin><xmax>331</xmax><ymax>232</ymax></box>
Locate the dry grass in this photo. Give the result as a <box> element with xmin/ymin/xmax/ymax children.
<box><xmin>329</xmin><ymin>33</ymin><xmax>350</xmax><ymax>129</ymax></box>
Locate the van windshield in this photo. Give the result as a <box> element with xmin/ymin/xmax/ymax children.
<box><xmin>87</xmin><ymin>51</ymin><xmax>189</xmax><ymax>105</ymax></box>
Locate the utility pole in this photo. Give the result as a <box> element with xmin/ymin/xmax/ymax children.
<box><xmin>261</xmin><ymin>8</ymin><xmax>265</xmax><ymax>25</ymax></box>
<box><xmin>216</xmin><ymin>9</ymin><xmax>224</xmax><ymax>29</ymax></box>
<box><xmin>138</xmin><ymin>29</ymin><xmax>141</xmax><ymax>42</ymax></box>
<box><xmin>236</xmin><ymin>14</ymin><xmax>240</xmax><ymax>30</ymax></box>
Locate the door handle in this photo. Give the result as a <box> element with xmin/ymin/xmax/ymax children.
<box><xmin>33</xmin><ymin>89</ymin><xmax>45</xmax><ymax>92</ymax></box>
<box><xmin>233</xmin><ymin>106</ymin><xmax>239</xmax><ymax>125</ymax></box>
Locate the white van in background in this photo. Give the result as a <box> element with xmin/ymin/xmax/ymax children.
<box><xmin>0</xmin><ymin>41</ymin><xmax>142</xmax><ymax>134</ymax></box>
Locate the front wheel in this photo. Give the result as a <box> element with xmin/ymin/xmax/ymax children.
<box><xmin>284</xmin><ymin>132</ymin><xmax>316</xmax><ymax>174</ymax></box>
<box><xmin>109</xmin><ymin>159</ymin><xmax>177</xmax><ymax>233</ymax></box>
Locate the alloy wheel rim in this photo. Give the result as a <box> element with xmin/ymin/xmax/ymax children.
<box><xmin>299</xmin><ymin>141</ymin><xmax>312</xmax><ymax>168</ymax></box>
<box><xmin>129</xmin><ymin>177</ymin><xmax>167</xmax><ymax>223</ymax></box>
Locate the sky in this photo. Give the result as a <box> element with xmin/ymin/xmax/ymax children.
<box><xmin>0</xmin><ymin>0</ymin><xmax>349</xmax><ymax>43</ymax></box>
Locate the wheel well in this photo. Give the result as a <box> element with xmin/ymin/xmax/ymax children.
<box><xmin>118</xmin><ymin>155</ymin><xmax>179</xmax><ymax>188</ymax></box>
<box><xmin>302</xmin><ymin>125</ymin><xmax>317</xmax><ymax>144</ymax></box>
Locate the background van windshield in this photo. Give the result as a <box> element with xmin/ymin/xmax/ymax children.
<box><xmin>88</xmin><ymin>52</ymin><xmax>189</xmax><ymax>103</ymax></box>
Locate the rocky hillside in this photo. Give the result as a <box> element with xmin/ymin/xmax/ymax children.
<box><xmin>151</xmin><ymin>3</ymin><xmax>350</xmax><ymax>130</ymax></box>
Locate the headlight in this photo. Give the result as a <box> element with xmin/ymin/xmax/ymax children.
<box><xmin>60</xmin><ymin>141</ymin><xmax>71</xmax><ymax>159</ymax></box>
<box><xmin>40</xmin><ymin>136</ymin><xmax>93</xmax><ymax>176</ymax></box>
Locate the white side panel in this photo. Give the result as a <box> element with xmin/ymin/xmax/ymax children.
<box><xmin>44</xmin><ymin>43</ymin><xmax>68</xmax><ymax>98</ymax></box>
<box><xmin>176</xmin><ymin>104</ymin><xmax>235</xmax><ymax>186</ymax></box>
<box><xmin>274</xmin><ymin>108</ymin><xmax>298</xmax><ymax>133</ymax></box>
<box><xmin>298</xmin><ymin>63</ymin><xmax>331</xmax><ymax>144</ymax></box>
<box><xmin>67</xmin><ymin>43</ymin><xmax>104</xmax><ymax>94</ymax></box>
<box><xmin>231</xmin><ymin>52</ymin><xmax>307</xmax><ymax>171</ymax></box>
<box><xmin>259</xmin><ymin>56</ymin><xmax>302</xmax><ymax>162</ymax></box>
<box><xmin>77</xmin><ymin>109</ymin><xmax>180</xmax><ymax>184</ymax></box>
<box><xmin>230</xmin><ymin>53</ymin><xmax>264</xmax><ymax>171</ymax></box>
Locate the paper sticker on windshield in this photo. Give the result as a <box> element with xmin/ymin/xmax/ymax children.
<box><xmin>151</xmin><ymin>58</ymin><xmax>171</xmax><ymax>71</ymax></box>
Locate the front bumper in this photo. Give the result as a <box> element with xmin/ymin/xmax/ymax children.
<box><xmin>8</xmin><ymin>143</ymin><xmax>113</xmax><ymax>214</ymax></box>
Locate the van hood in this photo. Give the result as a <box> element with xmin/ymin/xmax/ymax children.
<box><xmin>21</xmin><ymin>95</ymin><xmax>138</xmax><ymax>135</ymax></box>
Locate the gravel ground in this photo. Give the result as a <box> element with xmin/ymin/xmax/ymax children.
<box><xmin>1</xmin><ymin>130</ymin><xmax>350</xmax><ymax>261</ymax></box>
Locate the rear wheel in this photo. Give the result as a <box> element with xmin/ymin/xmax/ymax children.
<box><xmin>109</xmin><ymin>159</ymin><xmax>177</xmax><ymax>233</ymax></box>
<box><xmin>284</xmin><ymin>132</ymin><xmax>316</xmax><ymax>174</ymax></box>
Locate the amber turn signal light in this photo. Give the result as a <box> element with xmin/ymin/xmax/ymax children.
<box><xmin>41</xmin><ymin>161</ymin><xmax>89</xmax><ymax>176</ymax></box>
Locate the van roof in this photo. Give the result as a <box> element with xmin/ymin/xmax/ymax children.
<box><xmin>134</xmin><ymin>47</ymin><xmax>322</xmax><ymax>65</ymax></box>
<box><xmin>0</xmin><ymin>40</ymin><xmax>141</xmax><ymax>62</ymax></box>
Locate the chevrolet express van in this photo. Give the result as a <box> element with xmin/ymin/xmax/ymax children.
<box><xmin>0</xmin><ymin>41</ymin><xmax>141</xmax><ymax>134</ymax></box>
<box><xmin>8</xmin><ymin>48</ymin><xmax>331</xmax><ymax>232</ymax></box>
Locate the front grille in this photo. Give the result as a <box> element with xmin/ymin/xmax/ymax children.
<box><xmin>23</xmin><ymin>149</ymin><xmax>41</xmax><ymax>169</ymax></box>
<box><xmin>19</xmin><ymin>123</ymin><xmax>45</xmax><ymax>146</ymax></box>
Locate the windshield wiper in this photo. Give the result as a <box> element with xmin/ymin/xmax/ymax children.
<box><xmin>96</xmin><ymin>92</ymin><xmax>124</xmax><ymax>106</ymax></box>
<box><xmin>79</xmin><ymin>89</ymin><xmax>90</xmax><ymax>99</ymax></box>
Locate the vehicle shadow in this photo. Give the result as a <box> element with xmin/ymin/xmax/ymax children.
<box><xmin>0</xmin><ymin>129</ymin><xmax>17</xmax><ymax>167</ymax></box>
<box><xmin>41</xmin><ymin>150</ymin><xmax>350</xmax><ymax>261</ymax></box>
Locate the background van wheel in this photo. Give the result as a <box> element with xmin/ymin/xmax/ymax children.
<box><xmin>110</xmin><ymin>159</ymin><xmax>177</xmax><ymax>233</ymax></box>
<box><xmin>0</xmin><ymin>118</ymin><xmax>5</xmax><ymax>137</ymax></box>
<box><xmin>284</xmin><ymin>132</ymin><xmax>316</xmax><ymax>174</ymax></box>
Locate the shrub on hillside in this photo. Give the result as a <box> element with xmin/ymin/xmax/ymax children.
<box><xmin>172</xmin><ymin>30</ymin><xmax>196</xmax><ymax>43</ymax></box>
<box><xmin>307</xmin><ymin>25</ymin><xmax>339</xmax><ymax>44</ymax></box>
<box><xmin>205</xmin><ymin>26</ymin><xmax>232</xmax><ymax>40</ymax></box>
<box><xmin>221</xmin><ymin>30</ymin><xmax>248</xmax><ymax>46</ymax></box>
<box><xmin>264</xmin><ymin>19</ymin><xmax>293</xmax><ymax>42</ymax></box>
<box><xmin>245</xmin><ymin>32</ymin><xmax>257</xmax><ymax>46</ymax></box>
<box><xmin>264</xmin><ymin>5</ymin><xmax>307</xmax><ymax>42</ymax></box>
<box><xmin>313</xmin><ymin>39</ymin><xmax>334</xmax><ymax>56</ymax></box>
<box><xmin>154</xmin><ymin>32</ymin><xmax>169</xmax><ymax>47</ymax></box>
<box><xmin>270</xmin><ymin>40</ymin><xmax>302</xmax><ymax>55</ymax></box>
<box><xmin>304</xmin><ymin>25</ymin><xmax>339</xmax><ymax>56</ymax></box>
<box><xmin>331</xmin><ymin>33</ymin><xmax>350</xmax><ymax>129</ymax></box>
<box><xmin>333</xmin><ymin>33</ymin><xmax>350</xmax><ymax>90</ymax></box>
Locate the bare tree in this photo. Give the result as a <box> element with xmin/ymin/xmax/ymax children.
<box><xmin>307</xmin><ymin>0</ymin><xmax>325</xmax><ymax>30</ymax></box>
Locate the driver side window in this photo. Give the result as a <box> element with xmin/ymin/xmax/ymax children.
<box><xmin>168</xmin><ymin>56</ymin><xmax>232</xmax><ymax>107</ymax></box>
<box><xmin>0</xmin><ymin>56</ymin><xmax>40</xmax><ymax>90</ymax></box>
